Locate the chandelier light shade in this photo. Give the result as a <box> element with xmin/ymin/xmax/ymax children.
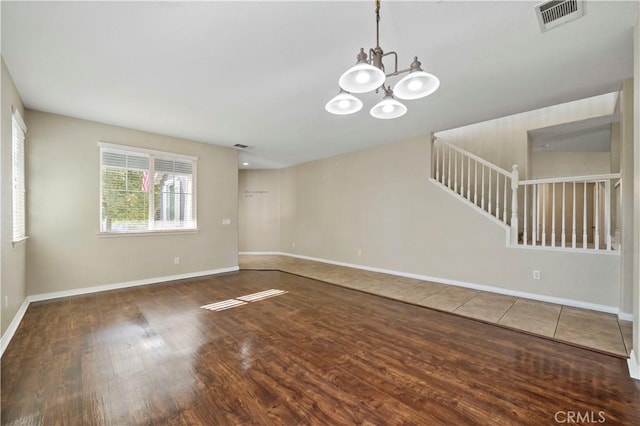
<box><xmin>370</xmin><ymin>87</ymin><xmax>407</xmax><ymax>119</ymax></box>
<box><xmin>339</xmin><ymin>49</ymin><xmax>386</xmax><ymax>94</ymax></box>
<box><xmin>325</xmin><ymin>90</ymin><xmax>363</xmax><ymax>115</ymax></box>
<box><xmin>326</xmin><ymin>0</ymin><xmax>439</xmax><ymax>119</ymax></box>
<box><xmin>393</xmin><ymin>57</ymin><xmax>441</xmax><ymax>100</ymax></box>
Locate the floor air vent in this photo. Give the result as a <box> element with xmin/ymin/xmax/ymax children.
<box><xmin>535</xmin><ymin>0</ymin><xmax>584</xmax><ymax>33</ymax></box>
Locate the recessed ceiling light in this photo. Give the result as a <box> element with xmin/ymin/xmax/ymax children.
<box><xmin>242</xmin><ymin>162</ymin><xmax>249</xmax><ymax>166</ymax></box>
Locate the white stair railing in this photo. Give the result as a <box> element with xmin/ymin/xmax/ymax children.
<box><xmin>432</xmin><ymin>139</ymin><xmax>620</xmax><ymax>251</ymax></box>
<box><xmin>432</xmin><ymin>139</ymin><xmax>519</xmax><ymax>242</ymax></box>
<box><xmin>519</xmin><ymin>174</ymin><xmax>620</xmax><ymax>250</ymax></box>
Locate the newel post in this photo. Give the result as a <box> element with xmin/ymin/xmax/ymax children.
<box><xmin>510</xmin><ymin>165</ymin><xmax>519</xmax><ymax>245</ymax></box>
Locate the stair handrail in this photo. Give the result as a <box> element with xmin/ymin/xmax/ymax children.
<box><xmin>431</xmin><ymin>138</ymin><xmax>621</xmax><ymax>251</ymax></box>
<box><xmin>520</xmin><ymin>173</ymin><xmax>621</xmax><ymax>185</ymax></box>
<box><xmin>435</xmin><ymin>139</ymin><xmax>511</xmax><ymax>176</ymax></box>
<box><xmin>432</xmin><ymin>139</ymin><xmax>518</xmax><ymax>234</ymax></box>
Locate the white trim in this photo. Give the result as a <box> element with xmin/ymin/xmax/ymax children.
<box><xmin>241</xmin><ymin>251</ymin><xmax>625</xmax><ymax>317</ymax></box>
<box><xmin>239</xmin><ymin>251</ymin><xmax>284</xmax><ymax>255</ymax></box>
<box><xmin>628</xmin><ymin>350</ymin><xmax>640</xmax><ymax>380</ymax></box>
<box><xmin>434</xmin><ymin>139</ymin><xmax>511</xmax><ymax>176</ymax></box>
<box><xmin>11</xmin><ymin>105</ymin><xmax>26</xmax><ymax>132</ymax></box>
<box><xmin>28</xmin><ymin>266</ymin><xmax>239</xmax><ymax>302</ymax></box>
<box><xmin>520</xmin><ymin>173</ymin><xmax>621</xmax><ymax>185</ymax></box>
<box><xmin>98</xmin><ymin>141</ymin><xmax>198</xmax><ymax>161</ymax></box>
<box><xmin>508</xmin><ymin>242</ymin><xmax>620</xmax><ymax>256</ymax></box>
<box><xmin>618</xmin><ymin>312</ymin><xmax>634</xmax><ymax>322</ymax></box>
<box><xmin>11</xmin><ymin>236</ymin><xmax>29</xmax><ymax>247</ymax></box>
<box><xmin>0</xmin><ymin>298</ymin><xmax>30</xmax><ymax>357</ymax></box>
<box><xmin>98</xmin><ymin>230</ymin><xmax>199</xmax><ymax>238</ymax></box>
<box><xmin>429</xmin><ymin>178</ymin><xmax>510</xmax><ymax>230</ymax></box>
<box><xmin>430</xmin><ymin>178</ymin><xmax>618</xmax><ymax>255</ymax></box>
<box><xmin>0</xmin><ymin>266</ymin><xmax>238</xmax><ymax>357</ymax></box>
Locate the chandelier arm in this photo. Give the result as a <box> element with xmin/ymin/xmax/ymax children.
<box><xmin>385</xmin><ymin>66</ymin><xmax>412</xmax><ymax>78</ymax></box>
<box><xmin>375</xmin><ymin>0</ymin><xmax>381</xmax><ymax>48</ymax></box>
<box><xmin>380</xmin><ymin>51</ymin><xmax>399</xmax><ymax>75</ymax></box>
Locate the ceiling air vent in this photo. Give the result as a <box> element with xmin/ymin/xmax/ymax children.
<box><xmin>535</xmin><ymin>0</ymin><xmax>584</xmax><ymax>33</ymax></box>
<box><xmin>233</xmin><ymin>143</ymin><xmax>249</xmax><ymax>149</ymax></box>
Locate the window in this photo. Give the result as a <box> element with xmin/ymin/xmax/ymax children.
<box><xmin>99</xmin><ymin>143</ymin><xmax>197</xmax><ymax>234</ymax></box>
<box><xmin>12</xmin><ymin>107</ymin><xmax>27</xmax><ymax>242</ymax></box>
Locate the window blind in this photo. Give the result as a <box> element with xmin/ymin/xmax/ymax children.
<box><xmin>12</xmin><ymin>108</ymin><xmax>27</xmax><ymax>242</ymax></box>
<box><xmin>99</xmin><ymin>144</ymin><xmax>197</xmax><ymax>233</ymax></box>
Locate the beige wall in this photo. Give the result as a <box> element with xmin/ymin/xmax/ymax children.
<box><xmin>25</xmin><ymin>111</ymin><xmax>238</xmax><ymax>295</ymax></box>
<box><xmin>530</xmin><ymin>152</ymin><xmax>610</xmax><ymax>179</ymax></box>
<box><xmin>621</xmin><ymin>79</ymin><xmax>635</xmax><ymax>315</ymax></box>
<box><xmin>274</xmin><ymin>136</ymin><xmax>620</xmax><ymax>308</ymax></box>
<box><xmin>632</xmin><ymin>12</ymin><xmax>640</xmax><ymax>370</ymax></box>
<box><xmin>1</xmin><ymin>58</ymin><xmax>26</xmax><ymax>336</ymax></box>
<box><xmin>238</xmin><ymin>169</ymin><xmax>281</xmax><ymax>252</ymax></box>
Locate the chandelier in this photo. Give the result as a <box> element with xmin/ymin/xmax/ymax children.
<box><xmin>325</xmin><ymin>0</ymin><xmax>440</xmax><ymax>120</ymax></box>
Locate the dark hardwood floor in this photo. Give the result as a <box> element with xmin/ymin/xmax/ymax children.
<box><xmin>2</xmin><ymin>270</ymin><xmax>639</xmax><ymax>425</ymax></box>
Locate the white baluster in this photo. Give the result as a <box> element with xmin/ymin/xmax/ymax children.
<box><xmin>503</xmin><ymin>176</ymin><xmax>508</xmax><ymax>224</ymax></box>
<box><xmin>441</xmin><ymin>143</ymin><xmax>446</xmax><ymax>184</ymax></box>
<box><xmin>572</xmin><ymin>181</ymin><xmax>576</xmax><ymax>249</ymax></box>
<box><xmin>605</xmin><ymin>179</ymin><xmax>612</xmax><ymax>250</ymax></box>
<box><xmin>533</xmin><ymin>184</ymin><xmax>538</xmax><ymax>245</ymax></box>
<box><xmin>542</xmin><ymin>184</ymin><xmax>546</xmax><ymax>247</ymax></box>
<box><xmin>474</xmin><ymin>161</ymin><xmax>478</xmax><ymax>206</ymax></box>
<box><xmin>561</xmin><ymin>182</ymin><xmax>566</xmax><ymax>248</ymax></box>
<box><xmin>523</xmin><ymin>184</ymin><xmax>528</xmax><ymax>245</ymax></box>
<box><xmin>435</xmin><ymin>142</ymin><xmax>440</xmax><ymax>181</ymax></box>
<box><xmin>447</xmin><ymin>146</ymin><xmax>452</xmax><ymax>189</ymax></box>
<box><xmin>454</xmin><ymin>150</ymin><xmax>458</xmax><ymax>193</ymax></box>
<box><xmin>593</xmin><ymin>182</ymin><xmax>600</xmax><ymax>250</ymax></box>
<box><xmin>460</xmin><ymin>154</ymin><xmax>465</xmax><ymax>197</ymax></box>
<box><xmin>467</xmin><ymin>156</ymin><xmax>471</xmax><ymax>200</ymax></box>
<box><xmin>510</xmin><ymin>165</ymin><xmax>519</xmax><ymax>245</ymax></box>
<box><xmin>583</xmin><ymin>181</ymin><xmax>587</xmax><ymax>249</ymax></box>
<box><xmin>495</xmin><ymin>173</ymin><xmax>500</xmax><ymax>219</ymax></box>
<box><xmin>551</xmin><ymin>183</ymin><xmax>556</xmax><ymax>247</ymax></box>
<box><xmin>481</xmin><ymin>165</ymin><xmax>485</xmax><ymax>210</ymax></box>
<box><xmin>488</xmin><ymin>169</ymin><xmax>492</xmax><ymax>215</ymax></box>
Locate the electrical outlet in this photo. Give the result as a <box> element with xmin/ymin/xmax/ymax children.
<box><xmin>357</xmin><ymin>249</ymin><xmax>362</xmax><ymax>256</ymax></box>
<box><xmin>532</xmin><ymin>270</ymin><xmax>541</xmax><ymax>280</ymax></box>
<box><xmin>292</xmin><ymin>242</ymin><xmax>296</xmax><ymax>248</ymax></box>
<box><xmin>174</xmin><ymin>257</ymin><xmax>180</xmax><ymax>265</ymax></box>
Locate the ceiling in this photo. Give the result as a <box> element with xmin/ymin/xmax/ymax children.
<box><xmin>2</xmin><ymin>1</ymin><xmax>637</xmax><ymax>169</ymax></box>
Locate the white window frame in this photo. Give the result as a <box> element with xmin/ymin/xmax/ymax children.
<box><xmin>98</xmin><ymin>142</ymin><xmax>198</xmax><ymax>235</ymax></box>
<box><xmin>12</xmin><ymin>106</ymin><xmax>27</xmax><ymax>244</ymax></box>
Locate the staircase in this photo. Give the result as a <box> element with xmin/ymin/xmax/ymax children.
<box><xmin>431</xmin><ymin>138</ymin><xmax>621</xmax><ymax>251</ymax></box>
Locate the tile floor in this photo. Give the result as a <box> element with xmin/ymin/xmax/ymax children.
<box><xmin>239</xmin><ymin>254</ymin><xmax>633</xmax><ymax>358</ymax></box>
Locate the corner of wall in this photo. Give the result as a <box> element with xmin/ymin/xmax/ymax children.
<box><xmin>1</xmin><ymin>56</ymin><xmax>28</xmax><ymax>338</ymax></box>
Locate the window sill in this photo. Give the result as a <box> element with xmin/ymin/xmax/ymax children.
<box><xmin>12</xmin><ymin>236</ymin><xmax>29</xmax><ymax>247</ymax></box>
<box><xmin>98</xmin><ymin>229</ymin><xmax>199</xmax><ymax>238</ymax></box>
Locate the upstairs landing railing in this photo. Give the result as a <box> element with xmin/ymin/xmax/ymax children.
<box><xmin>431</xmin><ymin>139</ymin><xmax>620</xmax><ymax>251</ymax></box>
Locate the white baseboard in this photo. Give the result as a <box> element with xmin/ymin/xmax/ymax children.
<box><xmin>28</xmin><ymin>266</ymin><xmax>239</xmax><ymax>302</ymax></box>
<box><xmin>628</xmin><ymin>350</ymin><xmax>640</xmax><ymax>380</ymax></box>
<box><xmin>0</xmin><ymin>298</ymin><xmax>30</xmax><ymax>357</ymax></box>
<box><xmin>0</xmin><ymin>266</ymin><xmax>238</xmax><ymax>357</ymax></box>
<box><xmin>618</xmin><ymin>312</ymin><xmax>634</xmax><ymax>322</ymax></box>
<box><xmin>241</xmin><ymin>251</ymin><xmax>623</xmax><ymax>317</ymax></box>
<box><xmin>238</xmin><ymin>251</ymin><xmax>284</xmax><ymax>256</ymax></box>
